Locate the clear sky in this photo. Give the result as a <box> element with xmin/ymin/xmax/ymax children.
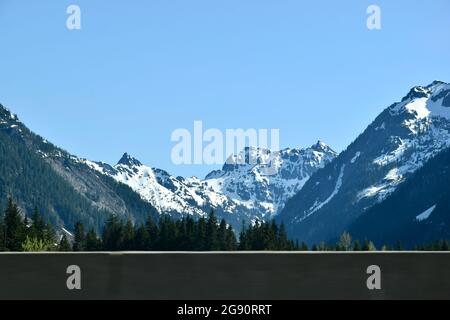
<box><xmin>0</xmin><ymin>0</ymin><xmax>449</xmax><ymax>177</ymax></box>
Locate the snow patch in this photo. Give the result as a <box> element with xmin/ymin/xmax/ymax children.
<box><xmin>300</xmin><ymin>164</ymin><xmax>346</xmax><ymax>221</ymax></box>
<box><xmin>351</xmin><ymin>152</ymin><xmax>361</xmax><ymax>164</ymax></box>
<box><xmin>416</xmin><ymin>205</ymin><xmax>436</xmax><ymax>222</ymax></box>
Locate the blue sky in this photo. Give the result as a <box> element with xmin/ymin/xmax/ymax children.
<box><xmin>0</xmin><ymin>0</ymin><xmax>449</xmax><ymax>177</ymax></box>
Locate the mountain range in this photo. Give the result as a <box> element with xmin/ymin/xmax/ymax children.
<box><xmin>62</xmin><ymin>141</ymin><xmax>337</xmax><ymax>231</ymax></box>
<box><xmin>0</xmin><ymin>103</ymin><xmax>335</xmax><ymax>232</ymax></box>
<box><xmin>1</xmin><ymin>80</ymin><xmax>450</xmax><ymax>247</ymax></box>
<box><xmin>278</xmin><ymin>80</ymin><xmax>450</xmax><ymax>246</ymax></box>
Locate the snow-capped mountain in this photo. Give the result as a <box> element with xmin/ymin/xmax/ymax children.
<box><xmin>1</xmin><ymin>101</ymin><xmax>336</xmax><ymax>232</ymax></box>
<box><xmin>82</xmin><ymin>153</ymin><xmax>207</xmax><ymax>218</ymax></box>
<box><xmin>199</xmin><ymin>142</ymin><xmax>336</xmax><ymax>216</ymax></box>
<box><xmin>82</xmin><ymin>142</ymin><xmax>336</xmax><ymax>230</ymax></box>
<box><xmin>279</xmin><ymin>81</ymin><xmax>450</xmax><ymax>244</ymax></box>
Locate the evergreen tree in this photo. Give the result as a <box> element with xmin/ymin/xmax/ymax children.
<box><xmin>59</xmin><ymin>234</ymin><xmax>72</xmax><ymax>251</ymax></box>
<box><xmin>395</xmin><ymin>241</ymin><xmax>404</xmax><ymax>251</ymax></box>
<box><xmin>196</xmin><ymin>217</ymin><xmax>207</xmax><ymax>251</ymax></box>
<box><xmin>225</xmin><ymin>226</ymin><xmax>237</xmax><ymax>251</ymax></box>
<box><xmin>238</xmin><ymin>221</ymin><xmax>249</xmax><ymax>251</ymax></box>
<box><xmin>146</xmin><ymin>216</ymin><xmax>159</xmax><ymax>250</ymax></box>
<box><xmin>218</xmin><ymin>219</ymin><xmax>228</xmax><ymax>251</ymax></box>
<box><xmin>362</xmin><ymin>240</ymin><xmax>377</xmax><ymax>251</ymax></box>
<box><xmin>4</xmin><ymin>198</ymin><xmax>26</xmax><ymax>251</ymax></box>
<box><xmin>85</xmin><ymin>229</ymin><xmax>101</xmax><ymax>251</ymax></box>
<box><xmin>29</xmin><ymin>207</ymin><xmax>46</xmax><ymax>240</ymax></box>
<box><xmin>318</xmin><ymin>241</ymin><xmax>328</xmax><ymax>252</ymax></box>
<box><xmin>0</xmin><ymin>208</ymin><xmax>5</xmax><ymax>251</ymax></box>
<box><xmin>158</xmin><ymin>215</ymin><xmax>177</xmax><ymax>250</ymax></box>
<box><xmin>206</xmin><ymin>211</ymin><xmax>219</xmax><ymax>251</ymax></box>
<box><xmin>134</xmin><ymin>225</ymin><xmax>150</xmax><ymax>251</ymax></box>
<box><xmin>122</xmin><ymin>219</ymin><xmax>135</xmax><ymax>250</ymax></box>
<box><xmin>102</xmin><ymin>215</ymin><xmax>123</xmax><ymax>251</ymax></box>
<box><xmin>278</xmin><ymin>223</ymin><xmax>290</xmax><ymax>250</ymax></box>
<box><xmin>43</xmin><ymin>222</ymin><xmax>57</xmax><ymax>245</ymax></box>
<box><xmin>185</xmin><ymin>216</ymin><xmax>196</xmax><ymax>250</ymax></box>
<box><xmin>73</xmin><ymin>221</ymin><xmax>86</xmax><ymax>251</ymax></box>
<box><xmin>300</xmin><ymin>242</ymin><xmax>309</xmax><ymax>251</ymax></box>
<box><xmin>353</xmin><ymin>240</ymin><xmax>362</xmax><ymax>251</ymax></box>
<box><xmin>338</xmin><ymin>231</ymin><xmax>352</xmax><ymax>251</ymax></box>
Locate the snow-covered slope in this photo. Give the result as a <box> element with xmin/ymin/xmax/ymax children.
<box><xmin>279</xmin><ymin>81</ymin><xmax>450</xmax><ymax>244</ymax></box>
<box><xmin>199</xmin><ymin>142</ymin><xmax>337</xmax><ymax>217</ymax></box>
<box><xmin>83</xmin><ymin>153</ymin><xmax>207</xmax><ymax>218</ymax></box>
<box><xmin>82</xmin><ymin>142</ymin><xmax>336</xmax><ymax>230</ymax></box>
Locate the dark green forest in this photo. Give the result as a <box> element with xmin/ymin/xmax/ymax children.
<box><xmin>0</xmin><ymin>197</ymin><xmax>298</xmax><ymax>252</ymax></box>
<box><xmin>1</xmin><ymin>197</ymin><xmax>450</xmax><ymax>252</ymax></box>
<box><xmin>0</xmin><ymin>111</ymin><xmax>159</xmax><ymax>233</ymax></box>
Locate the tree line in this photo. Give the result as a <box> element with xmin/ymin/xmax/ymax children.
<box><xmin>1</xmin><ymin>198</ymin><xmax>450</xmax><ymax>252</ymax></box>
<box><xmin>0</xmin><ymin>198</ymin><xmax>295</xmax><ymax>252</ymax></box>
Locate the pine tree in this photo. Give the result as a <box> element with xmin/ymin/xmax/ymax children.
<box><xmin>353</xmin><ymin>240</ymin><xmax>362</xmax><ymax>251</ymax></box>
<box><xmin>0</xmin><ymin>207</ymin><xmax>5</xmax><ymax>251</ymax></box>
<box><xmin>338</xmin><ymin>231</ymin><xmax>352</xmax><ymax>251</ymax></box>
<box><xmin>395</xmin><ymin>241</ymin><xmax>404</xmax><ymax>251</ymax></box>
<box><xmin>59</xmin><ymin>234</ymin><xmax>72</xmax><ymax>251</ymax></box>
<box><xmin>29</xmin><ymin>207</ymin><xmax>45</xmax><ymax>240</ymax></box>
<box><xmin>102</xmin><ymin>215</ymin><xmax>123</xmax><ymax>251</ymax></box>
<box><xmin>43</xmin><ymin>222</ymin><xmax>56</xmax><ymax>245</ymax></box>
<box><xmin>4</xmin><ymin>198</ymin><xmax>26</xmax><ymax>251</ymax></box>
<box><xmin>122</xmin><ymin>219</ymin><xmax>135</xmax><ymax>251</ymax></box>
<box><xmin>362</xmin><ymin>240</ymin><xmax>377</xmax><ymax>251</ymax></box>
<box><xmin>218</xmin><ymin>219</ymin><xmax>228</xmax><ymax>251</ymax></box>
<box><xmin>318</xmin><ymin>242</ymin><xmax>328</xmax><ymax>251</ymax></box>
<box><xmin>300</xmin><ymin>242</ymin><xmax>309</xmax><ymax>251</ymax></box>
<box><xmin>134</xmin><ymin>225</ymin><xmax>150</xmax><ymax>251</ymax></box>
<box><xmin>196</xmin><ymin>217</ymin><xmax>207</xmax><ymax>251</ymax></box>
<box><xmin>146</xmin><ymin>216</ymin><xmax>159</xmax><ymax>250</ymax></box>
<box><xmin>238</xmin><ymin>221</ymin><xmax>249</xmax><ymax>251</ymax></box>
<box><xmin>225</xmin><ymin>226</ymin><xmax>237</xmax><ymax>251</ymax></box>
<box><xmin>73</xmin><ymin>221</ymin><xmax>86</xmax><ymax>251</ymax></box>
<box><xmin>185</xmin><ymin>216</ymin><xmax>196</xmax><ymax>250</ymax></box>
<box><xmin>206</xmin><ymin>211</ymin><xmax>219</xmax><ymax>251</ymax></box>
<box><xmin>85</xmin><ymin>229</ymin><xmax>101</xmax><ymax>251</ymax></box>
<box><xmin>278</xmin><ymin>223</ymin><xmax>290</xmax><ymax>250</ymax></box>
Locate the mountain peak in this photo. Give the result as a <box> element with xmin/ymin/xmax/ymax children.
<box><xmin>401</xmin><ymin>86</ymin><xmax>430</xmax><ymax>102</ymax></box>
<box><xmin>428</xmin><ymin>80</ymin><xmax>446</xmax><ymax>87</ymax></box>
<box><xmin>390</xmin><ymin>81</ymin><xmax>450</xmax><ymax>119</ymax></box>
<box><xmin>117</xmin><ymin>153</ymin><xmax>142</xmax><ymax>167</ymax></box>
<box><xmin>311</xmin><ymin>140</ymin><xmax>335</xmax><ymax>154</ymax></box>
<box><xmin>401</xmin><ymin>81</ymin><xmax>449</xmax><ymax>102</ymax></box>
<box><xmin>0</xmin><ymin>104</ymin><xmax>17</xmax><ymax>122</ymax></box>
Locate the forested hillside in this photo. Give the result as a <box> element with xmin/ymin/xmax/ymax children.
<box><xmin>349</xmin><ymin>147</ymin><xmax>450</xmax><ymax>248</ymax></box>
<box><xmin>0</xmin><ymin>104</ymin><xmax>158</xmax><ymax>232</ymax></box>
